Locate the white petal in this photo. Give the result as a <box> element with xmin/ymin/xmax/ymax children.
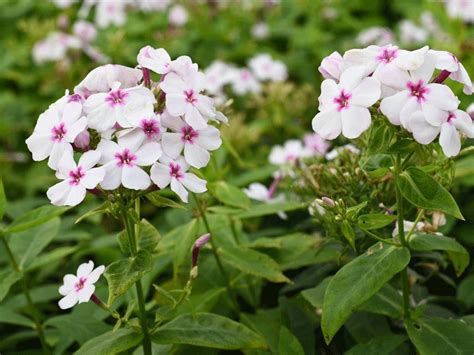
<box><xmin>318</xmin><ymin>79</ymin><xmax>339</xmax><ymax>110</ymax></box>
<box><xmin>58</xmin><ymin>292</ymin><xmax>78</xmax><ymax>309</ymax></box>
<box><xmin>150</xmin><ymin>162</ymin><xmax>171</xmax><ymax>188</ymax></box>
<box><xmin>312</xmin><ymin>108</ymin><xmax>341</xmax><ymax>140</ymax></box>
<box><xmin>48</xmin><ymin>141</ymin><xmax>73</xmax><ymax>170</ymax></box>
<box><xmin>135</xmin><ymin>142</ymin><xmax>162</xmax><ymax>166</ymax></box>
<box><xmin>25</xmin><ymin>133</ymin><xmax>54</xmax><ymax>161</ymax></box>
<box><xmin>341</xmin><ymin>106</ymin><xmax>371</xmax><ymax>139</ymax></box>
<box><xmin>86</xmin><ymin>265</ymin><xmax>105</xmax><ymax>284</ymax></box>
<box><xmin>78</xmin><ymin>150</ymin><xmax>101</xmax><ymax>170</ymax></box>
<box><xmin>165</xmin><ymin>94</ymin><xmax>187</xmax><ymax>117</ymax></box>
<box><xmin>81</xmin><ymin>167</ymin><xmax>106</xmax><ymax>189</ymax></box>
<box><xmin>57</xmin><ymin>150</ymin><xmax>77</xmax><ymax>176</ymax></box>
<box><xmin>375</xmin><ymin>64</ymin><xmax>411</xmax><ymax>91</ymax></box>
<box><xmin>100</xmin><ymin>165</ymin><xmax>122</xmax><ymax>190</ymax></box>
<box><xmin>64</xmin><ymin>185</ymin><xmax>86</xmax><ymax>206</ymax></box>
<box><xmin>162</xmin><ymin>132</ymin><xmax>184</xmax><ymax>158</ymax></box>
<box><xmin>59</xmin><ymin>274</ymin><xmax>77</xmax><ymax>296</ymax></box>
<box><xmin>171</xmin><ymin>178</ymin><xmax>188</xmax><ymax>202</ymax></box>
<box><xmin>339</xmin><ymin>66</ymin><xmax>366</xmax><ymax>92</ymax></box>
<box><xmin>47</xmin><ymin>181</ymin><xmax>71</xmax><ymax>206</ymax></box>
<box><xmin>421</xmin><ymin>103</ymin><xmax>448</xmax><ymax>127</ymax></box>
<box><xmin>181</xmin><ymin>173</ymin><xmax>207</xmax><ymax>193</ymax></box>
<box><xmin>196</xmin><ymin>95</ymin><xmax>216</xmax><ymax>119</ymax></box>
<box><xmin>409</xmin><ymin>111</ymin><xmax>440</xmax><ymax>144</ymax></box>
<box><xmin>117</xmin><ymin>128</ymin><xmax>145</xmax><ymax>150</ymax></box>
<box><xmin>160</xmin><ymin>72</ymin><xmax>187</xmax><ymax>93</ymax></box>
<box><xmin>77</xmin><ymin>285</ymin><xmax>95</xmax><ymax>304</ymax></box>
<box><xmin>425</xmin><ymin>84</ymin><xmax>460</xmax><ymax>112</ymax></box>
<box><xmin>410</xmin><ymin>50</ymin><xmax>437</xmax><ymax>83</ymax></box>
<box><xmin>161</xmin><ymin>111</ymin><xmax>186</xmax><ymax>131</ymax></box>
<box><xmin>77</xmin><ymin>261</ymin><xmax>94</xmax><ymax>278</ymax></box>
<box><xmin>394</xmin><ymin>46</ymin><xmax>429</xmax><ymax>71</ymax></box>
<box><xmin>196</xmin><ymin>126</ymin><xmax>221</xmax><ymax>150</ymax></box>
<box><xmin>184</xmin><ymin>143</ymin><xmax>210</xmax><ymax>168</ymax></box>
<box><xmin>380</xmin><ymin>91</ymin><xmax>410</xmax><ymax>125</ymax></box>
<box><xmin>350</xmin><ymin>77</ymin><xmax>381</xmax><ymax>107</ymax></box>
<box><xmin>185</xmin><ymin>105</ymin><xmax>208</xmax><ymax>130</ymax></box>
<box><xmin>65</xmin><ymin>116</ymin><xmax>88</xmax><ymax>143</ymax></box>
<box><xmin>122</xmin><ymin>166</ymin><xmax>150</xmax><ymax>190</ymax></box>
<box><xmin>453</xmin><ymin>110</ymin><xmax>474</xmax><ymax>138</ymax></box>
<box><xmin>97</xmin><ymin>139</ymin><xmax>120</xmax><ymax>164</ymax></box>
<box><xmin>440</xmin><ymin>123</ymin><xmax>461</xmax><ymax>157</ymax></box>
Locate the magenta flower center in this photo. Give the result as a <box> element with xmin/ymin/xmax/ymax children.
<box><xmin>140</xmin><ymin>119</ymin><xmax>161</xmax><ymax>140</ymax></box>
<box><xmin>334</xmin><ymin>90</ymin><xmax>352</xmax><ymax>111</ymax></box>
<box><xmin>169</xmin><ymin>162</ymin><xmax>184</xmax><ymax>180</ymax></box>
<box><xmin>181</xmin><ymin>126</ymin><xmax>199</xmax><ymax>144</ymax></box>
<box><xmin>241</xmin><ymin>70</ymin><xmax>251</xmax><ymax>80</ymax></box>
<box><xmin>51</xmin><ymin>123</ymin><xmax>67</xmax><ymax>142</ymax></box>
<box><xmin>74</xmin><ymin>277</ymin><xmax>87</xmax><ymax>292</ymax></box>
<box><xmin>115</xmin><ymin>149</ymin><xmax>137</xmax><ymax>167</ymax></box>
<box><xmin>185</xmin><ymin>89</ymin><xmax>198</xmax><ymax>104</ymax></box>
<box><xmin>68</xmin><ymin>94</ymin><xmax>83</xmax><ymax>103</ymax></box>
<box><xmin>69</xmin><ymin>166</ymin><xmax>85</xmax><ymax>186</ymax></box>
<box><xmin>407</xmin><ymin>80</ymin><xmax>429</xmax><ymax>103</ymax></box>
<box><xmin>105</xmin><ymin>89</ymin><xmax>128</xmax><ymax>107</ymax></box>
<box><xmin>447</xmin><ymin>112</ymin><xmax>456</xmax><ymax>125</ymax></box>
<box><xmin>376</xmin><ymin>47</ymin><xmax>398</xmax><ymax>63</ymax></box>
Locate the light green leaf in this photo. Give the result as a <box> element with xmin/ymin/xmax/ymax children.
<box><xmin>104</xmin><ymin>250</ymin><xmax>153</xmax><ymax>306</ymax></box>
<box><xmin>151</xmin><ymin>313</ymin><xmax>267</xmax><ymax>350</ymax></box>
<box><xmin>235</xmin><ymin>201</ymin><xmax>306</xmax><ymax>219</ymax></box>
<box><xmin>405</xmin><ymin>317</ymin><xmax>474</xmax><ymax>355</ymax></box>
<box><xmin>366</xmin><ymin>122</ymin><xmax>395</xmax><ymax>154</ymax></box>
<box><xmin>358</xmin><ymin>214</ymin><xmax>397</xmax><ymax>230</ymax></box>
<box><xmin>358</xmin><ymin>284</ymin><xmax>404</xmax><ymax>319</ymax></box>
<box><xmin>138</xmin><ymin>219</ymin><xmax>161</xmax><ymax>251</ymax></box>
<box><xmin>0</xmin><ymin>177</ymin><xmax>6</xmax><ymax>221</ymax></box>
<box><xmin>0</xmin><ymin>306</ymin><xmax>34</xmax><ymax>328</ymax></box>
<box><xmin>0</xmin><ymin>268</ymin><xmax>22</xmax><ymax>302</ymax></box>
<box><xmin>218</xmin><ymin>245</ymin><xmax>290</xmax><ymax>283</ymax></box>
<box><xmin>75</xmin><ymin>202</ymin><xmax>109</xmax><ymax>224</ymax></box>
<box><xmin>74</xmin><ymin>328</ymin><xmax>142</xmax><ymax>355</ymax></box>
<box><xmin>301</xmin><ymin>276</ymin><xmax>332</xmax><ymax>309</ymax></box>
<box><xmin>209</xmin><ymin>181</ymin><xmax>251</xmax><ymax>209</ymax></box>
<box><xmin>146</xmin><ymin>192</ymin><xmax>185</xmax><ymax>209</ymax></box>
<box><xmin>322</xmin><ymin>245</ymin><xmax>410</xmax><ymax>344</ymax></box>
<box><xmin>172</xmin><ymin>219</ymin><xmax>198</xmax><ymax>281</ymax></box>
<box><xmin>341</xmin><ymin>220</ymin><xmax>356</xmax><ymax>249</ymax></box>
<box><xmin>7</xmin><ymin>205</ymin><xmax>68</xmax><ymax>233</ymax></box>
<box><xmin>397</xmin><ymin>167</ymin><xmax>463</xmax><ymax>220</ymax></box>
<box><xmin>345</xmin><ymin>334</ymin><xmax>407</xmax><ymax>355</ymax></box>
<box><xmin>409</xmin><ymin>233</ymin><xmax>469</xmax><ymax>276</ymax></box>
<box><xmin>26</xmin><ymin>246</ymin><xmax>77</xmax><ymax>272</ymax></box>
<box><xmin>278</xmin><ymin>326</ymin><xmax>305</xmax><ymax>355</ymax></box>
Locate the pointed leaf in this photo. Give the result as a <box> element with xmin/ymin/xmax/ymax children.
<box><xmin>209</xmin><ymin>181</ymin><xmax>251</xmax><ymax>209</ymax></box>
<box><xmin>7</xmin><ymin>205</ymin><xmax>68</xmax><ymax>233</ymax></box>
<box><xmin>278</xmin><ymin>326</ymin><xmax>305</xmax><ymax>355</ymax></box>
<box><xmin>235</xmin><ymin>201</ymin><xmax>306</xmax><ymax>219</ymax></box>
<box><xmin>358</xmin><ymin>214</ymin><xmax>397</xmax><ymax>230</ymax></box>
<box><xmin>146</xmin><ymin>192</ymin><xmax>185</xmax><ymax>209</ymax></box>
<box><xmin>345</xmin><ymin>334</ymin><xmax>407</xmax><ymax>355</ymax></box>
<box><xmin>0</xmin><ymin>268</ymin><xmax>22</xmax><ymax>302</ymax></box>
<box><xmin>74</xmin><ymin>328</ymin><xmax>142</xmax><ymax>355</ymax></box>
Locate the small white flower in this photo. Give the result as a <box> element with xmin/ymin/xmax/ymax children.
<box><xmin>161</xmin><ymin>115</ymin><xmax>221</xmax><ymax>168</ymax></box>
<box><xmin>356</xmin><ymin>26</ymin><xmax>394</xmax><ymax>46</ymax></box>
<box><xmin>399</xmin><ymin>20</ymin><xmax>429</xmax><ymax>45</ymax></box>
<box><xmin>26</xmin><ymin>101</ymin><xmax>87</xmax><ymax>169</ymax></box>
<box><xmin>118</xmin><ymin>113</ymin><xmax>164</xmax><ymax>150</ymax></box>
<box><xmin>204</xmin><ymin>61</ymin><xmax>235</xmax><ymax>95</ymax></box>
<box><xmin>150</xmin><ymin>156</ymin><xmax>207</xmax><ymax>203</ymax></box>
<box><xmin>445</xmin><ymin>0</ymin><xmax>474</xmax><ymax>23</ymax></box>
<box><xmin>325</xmin><ymin>144</ymin><xmax>360</xmax><ymax>160</ymax></box>
<box><xmin>230</xmin><ymin>68</ymin><xmax>261</xmax><ymax>95</ymax></box>
<box><xmin>392</xmin><ymin>220</ymin><xmax>425</xmax><ymax>237</ymax></box>
<box><xmin>249</xmin><ymin>54</ymin><xmax>287</xmax><ymax>82</ymax></box>
<box><xmin>58</xmin><ymin>260</ymin><xmax>105</xmax><ymax>310</ymax></box>
<box><xmin>47</xmin><ymin>150</ymin><xmax>105</xmax><ymax>206</ymax></box>
<box><xmin>84</xmin><ymin>82</ymin><xmax>156</xmax><ymax>132</ymax></box>
<box><xmin>98</xmin><ymin>138</ymin><xmax>162</xmax><ymax>190</ymax></box>
<box><xmin>137</xmin><ymin>46</ymin><xmax>172</xmax><ymax>75</ymax></box>
<box><xmin>32</xmin><ymin>32</ymin><xmax>81</xmax><ymax>64</ymax></box>
<box><xmin>95</xmin><ymin>0</ymin><xmax>127</xmax><ymax>29</ymax></box>
<box><xmin>73</xmin><ymin>20</ymin><xmax>97</xmax><ymax>43</ymax></box>
<box><xmin>303</xmin><ymin>133</ymin><xmax>330</xmax><ymax>155</ymax></box>
<box><xmin>312</xmin><ymin>66</ymin><xmax>381</xmax><ymax>139</ymax></box>
<box><xmin>269</xmin><ymin>139</ymin><xmax>312</xmax><ymax>165</ymax></box>
<box><xmin>243</xmin><ymin>182</ymin><xmax>287</xmax><ymax>219</ymax></box>
<box><xmin>168</xmin><ymin>4</ymin><xmax>188</xmax><ymax>27</ymax></box>
<box><xmin>251</xmin><ymin>22</ymin><xmax>269</xmax><ymax>40</ymax></box>
<box><xmin>432</xmin><ymin>50</ymin><xmax>472</xmax><ymax>95</ymax></box>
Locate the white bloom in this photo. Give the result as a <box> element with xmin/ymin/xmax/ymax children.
<box><xmin>432</xmin><ymin>50</ymin><xmax>472</xmax><ymax>94</ymax></box>
<box><xmin>73</xmin><ymin>20</ymin><xmax>97</xmax><ymax>43</ymax></box>
<box><xmin>252</xmin><ymin>22</ymin><xmax>269</xmax><ymax>39</ymax></box>
<box><xmin>98</xmin><ymin>138</ymin><xmax>161</xmax><ymax>190</ymax></box>
<box><xmin>380</xmin><ymin>51</ymin><xmax>460</xmax><ymax>129</ymax></box>
<box><xmin>84</xmin><ymin>82</ymin><xmax>156</xmax><ymax>132</ymax></box>
<box><xmin>32</xmin><ymin>32</ymin><xmax>81</xmax><ymax>64</ymax></box>
<box><xmin>47</xmin><ymin>150</ymin><xmax>105</xmax><ymax>206</ymax></box>
<box><xmin>325</xmin><ymin>144</ymin><xmax>360</xmax><ymax>160</ymax></box>
<box><xmin>318</xmin><ymin>51</ymin><xmax>343</xmax><ymax>81</ymax></box>
<box><xmin>58</xmin><ymin>260</ymin><xmax>105</xmax><ymax>310</ymax></box>
<box><xmin>160</xmin><ymin>71</ymin><xmax>215</xmax><ymax>129</ymax></box>
<box><xmin>312</xmin><ymin>66</ymin><xmax>381</xmax><ymax>139</ymax></box>
<box><xmin>117</xmin><ymin>113</ymin><xmax>164</xmax><ymax>150</ymax></box>
<box><xmin>243</xmin><ymin>182</ymin><xmax>287</xmax><ymax>219</ymax></box>
<box><xmin>26</xmin><ymin>101</ymin><xmax>87</xmax><ymax>169</ymax></box>
<box><xmin>230</xmin><ymin>68</ymin><xmax>261</xmax><ymax>95</ymax></box>
<box><xmin>168</xmin><ymin>5</ymin><xmax>188</xmax><ymax>27</ymax></box>
<box><xmin>137</xmin><ymin>0</ymin><xmax>170</xmax><ymax>12</ymax></box>
<box><xmin>410</xmin><ymin>109</ymin><xmax>474</xmax><ymax>157</ymax></box>
<box><xmin>356</xmin><ymin>26</ymin><xmax>394</xmax><ymax>46</ymax></box>
<box><xmin>399</xmin><ymin>20</ymin><xmax>429</xmax><ymax>45</ymax></box>
<box><xmin>269</xmin><ymin>139</ymin><xmax>312</xmax><ymax>165</ymax></box>
<box><xmin>95</xmin><ymin>0</ymin><xmax>128</xmax><ymax>28</ymax></box>
<box><xmin>445</xmin><ymin>0</ymin><xmax>474</xmax><ymax>23</ymax></box>
<box><xmin>204</xmin><ymin>61</ymin><xmax>234</xmax><ymax>95</ymax></box>
<box><xmin>249</xmin><ymin>54</ymin><xmax>287</xmax><ymax>82</ymax></box>
<box><xmin>303</xmin><ymin>133</ymin><xmax>330</xmax><ymax>155</ymax></box>
<box><xmin>392</xmin><ymin>220</ymin><xmax>425</xmax><ymax>237</ymax></box>
<box><xmin>161</xmin><ymin>115</ymin><xmax>221</xmax><ymax>168</ymax></box>
<box><xmin>150</xmin><ymin>156</ymin><xmax>207</xmax><ymax>203</ymax></box>
<box><xmin>467</xmin><ymin>103</ymin><xmax>474</xmax><ymax>119</ymax></box>
<box><xmin>74</xmin><ymin>64</ymin><xmax>143</xmax><ymax>98</ymax></box>
<box><xmin>137</xmin><ymin>46</ymin><xmax>172</xmax><ymax>75</ymax></box>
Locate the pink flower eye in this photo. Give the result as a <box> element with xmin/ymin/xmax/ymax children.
<box><xmin>181</xmin><ymin>126</ymin><xmax>199</xmax><ymax>143</ymax></box>
<box><xmin>105</xmin><ymin>89</ymin><xmax>128</xmax><ymax>107</ymax></box>
<box><xmin>334</xmin><ymin>90</ymin><xmax>352</xmax><ymax>111</ymax></box>
<box><xmin>140</xmin><ymin>119</ymin><xmax>161</xmax><ymax>140</ymax></box>
<box><xmin>407</xmin><ymin>80</ymin><xmax>429</xmax><ymax>103</ymax></box>
<box><xmin>169</xmin><ymin>162</ymin><xmax>184</xmax><ymax>180</ymax></box>
<box><xmin>115</xmin><ymin>149</ymin><xmax>137</xmax><ymax>167</ymax></box>
<box><xmin>69</xmin><ymin>166</ymin><xmax>85</xmax><ymax>186</ymax></box>
<box><xmin>51</xmin><ymin>123</ymin><xmax>67</xmax><ymax>142</ymax></box>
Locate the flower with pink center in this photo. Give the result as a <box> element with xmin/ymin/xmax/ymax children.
<box><xmin>160</xmin><ymin>71</ymin><xmax>216</xmax><ymax>129</ymax></box>
<box><xmin>445</xmin><ymin>0</ymin><xmax>474</xmax><ymax>23</ymax></box>
<box><xmin>118</xmin><ymin>114</ymin><xmax>164</xmax><ymax>150</ymax></box>
<box><xmin>94</xmin><ymin>0</ymin><xmax>127</xmax><ymax>29</ymax></box>
<box><xmin>137</xmin><ymin>46</ymin><xmax>172</xmax><ymax>75</ymax></box>
<box><xmin>312</xmin><ymin>66</ymin><xmax>381</xmax><ymax>139</ymax></box>
<box><xmin>168</xmin><ymin>4</ymin><xmax>189</xmax><ymax>27</ymax></box>
<box><xmin>318</xmin><ymin>51</ymin><xmax>343</xmax><ymax>81</ymax></box>
<box><xmin>160</xmin><ymin>115</ymin><xmax>221</xmax><ymax>168</ymax></box>
<box><xmin>58</xmin><ymin>260</ymin><xmax>105</xmax><ymax>310</ymax></box>
<box><xmin>84</xmin><ymin>81</ymin><xmax>156</xmax><ymax>132</ymax></box>
<box><xmin>380</xmin><ymin>50</ymin><xmax>460</xmax><ymax>129</ymax></box>
<box><xmin>303</xmin><ymin>133</ymin><xmax>330</xmax><ymax>155</ymax></box>
<box><xmin>203</xmin><ymin>60</ymin><xmax>234</xmax><ymax>95</ymax></box>
<box><xmin>230</xmin><ymin>68</ymin><xmax>261</xmax><ymax>95</ymax></box>
<box><xmin>269</xmin><ymin>139</ymin><xmax>312</xmax><ymax>166</ymax></box>
<box><xmin>431</xmin><ymin>50</ymin><xmax>472</xmax><ymax>95</ymax></box>
<box><xmin>47</xmin><ymin>150</ymin><xmax>105</xmax><ymax>206</ymax></box>
<box><xmin>243</xmin><ymin>182</ymin><xmax>287</xmax><ymax>219</ymax></box>
<box><xmin>409</xmin><ymin>109</ymin><xmax>473</xmax><ymax>157</ymax></box>
<box><xmin>248</xmin><ymin>54</ymin><xmax>288</xmax><ymax>82</ymax></box>
<box><xmin>26</xmin><ymin>102</ymin><xmax>87</xmax><ymax>169</ymax></box>
<box><xmin>73</xmin><ymin>20</ymin><xmax>97</xmax><ymax>43</ymax></box>
<box><xmin>150</xmin><ymin>156</ymin><xmax>207</xmax><ymax>203</ymax></box>
<box><xmin>97</xmin><ymin>137</ymin><xmax>161</xmax><ymax>190</ymax></box>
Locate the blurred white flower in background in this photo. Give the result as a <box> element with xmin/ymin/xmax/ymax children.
<box><xmin>445</xmin><ymin>0</ymin><xmax>474</xmax><ymax>23</ymax></box>
<box><xmin>168</xmin><ymin>4</ymin><xmax>189</xmax><ymax>27</ymax></box>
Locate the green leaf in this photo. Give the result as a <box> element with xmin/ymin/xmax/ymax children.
<box><xmin>138</xmin><ymin>219</ymin><xmax>161</xmax><ymax>251</ymax></box>
<box><xmin>75</xmin><ymin>202</ymin><xmax>109</xmax><ymax>224</ymax></box>
<box><xmin>278</xmin><ymin>326</ymin><xmax>305</xmax><ymax>355</ymax></box>
<box><xmin>358</xmin><ymin>284</ymin><xmax>404</xmax><ymax>319</ymax></box>
<box><xmin>358</xmin><ymin>214</ymin><xmax>397</xmax><ymax>230</ymax></box>
<box><xmin>409</xmin><ymin>233</ymin><xmax>469</xmax><ymax>276</ymax></box>
<box><xmin>74</xmin><ymin>328</ymin><xmax>142</xmax><ymax>355</ymax></box>
<box><xmin>405</xmin><ymin>317</ymin><xmax>474</xmax><ymax>355</ymax></box>
<box><xmin>457</xmin><ymin>274</ymin><xmax>474</xmax><ymax>308</ymax></box>
<box><xmin>104</xmin><ymin>250</ymin><xmax>153</xmax><ymax>306</ymax></box>
<box><xmin>151</xmin><ymin>313</ymin><xmax>267</xmax><ymax>350</ymax></box>
<box><xmin>218</xmin><ymin>245</ymin><xmax>290</xmax><ymax>283</ymax></box>
<box><xmin>0</xmin><ymin>306</ymin><xmax>35</xmax><ymax>328</ymax></box>
<box><xmin>0</xmin><ymin>177</ymin><xmax>6</xmax><ymax>221</ymax></box>
<box><xmin>301</xmin><ymin>276</ymin><xmax>332</xmax><ymax>309</ymax></box>
<box><xmin>367</xmin><ymin>122</ymin><xmax>395</xmax><ymax>154</ymax></box>
<box><xmin>322</xmin><ymin>245</ymin><xmax>410</xmax><ymax>344</ymax></box>
<box><xmin>172</xmin><ymin>219</ymin><xmax>198</xmax><ymax>281</ymax></box>
<box><xmin>146</xmin><ymin>192</ymin><xmax>185</xmax><ymax>209</ymax></box>
<box><xmin>341</xmin><ymin>220</ymin><xmax>356</xmax><ymax>249</ymax></box>
<box><xmin>7</xmin><ymin>205</ymin><xmax>68</xmax><ymax>233</ymax></box>
<box><xmin>26</xmin><ymin>246</ymin><xmax>77</xmax><ymax>272</ymax></box>
<box><xmin>397</xmin><ymin>167</ymin><xmax>463</xmax><ymax>220</ymax></box>
<box><xmin>0</xmin><ymin>268</ymin><xmax>22</xmax><ymax>302</ymax></box>
<box><xmin>235</xmin><ymin>201</ymin><xmax>306</xmax><ymax>219</ymax></box>
<box><xmin>209</xmin><ymin>181</ymin><xmax>251</xmax><ymax>209</ymax></box>
<box><xmin>345</xmin><ymin>334</ymin><xmax>407</xmax><ymax>355</ymax></box>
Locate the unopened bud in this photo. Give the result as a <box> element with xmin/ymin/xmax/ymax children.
<box><xmin>74</xmin><ymin>130</ymin><xmax>90</xmax><ymax>150</ymax></box>
<box><xmin>321</xmin><ymin>197</ymin><xmax>335</xmax><ymax>208</ymax></box>
<box><xmin>192</xmin><ymin>233</ymin><xmax>211</xmax><ymax>268</ymax></box>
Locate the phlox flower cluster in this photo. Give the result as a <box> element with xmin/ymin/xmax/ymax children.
<box><xmin>203</xmin><ymin>54</ymin><xmax>288</xmax><ymax>104</ymax></box>
<box><xmin>313</xmin><ymin>45</ymin><xmax>473</xmax><ymax>157</ymax></box>
<box><xmin>445</xmin><ymin>0</ymin><xmax>474</xmax><ymax>23</ymax></box>
<box><xmin>26</xmin><ymin>47</ymin><xmax>226</xmax><ymax>206</ymax></box>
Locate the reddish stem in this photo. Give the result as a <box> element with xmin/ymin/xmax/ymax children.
<box><xmin>432</xmin><ymin>70</ymin><xmax>451</xmax><ymax>84</ymax></box>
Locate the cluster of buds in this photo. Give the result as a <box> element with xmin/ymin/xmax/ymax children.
<box><xmin>26</xmin><ymin>46</ymin><xmax>227</xmax><ymax>206</ymax></box>
<box><xmin>314</xmin><ymin>45</ymin><xmax>473</xmax><ymax>157</ymax></box>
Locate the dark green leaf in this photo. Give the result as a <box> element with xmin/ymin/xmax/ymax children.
<box><xmin>301</xmin><ymin>276</ymin><xmax>332</xmax><ymax>309</ymax></box>
<box><xmin>0</xmin><ymin>306</ymin><xmax>34</xmax><ymax>328</ymax></box>
<box><xmin>341</xmin><ymin>220</ymin><xmax>356</xmax><ymax>249</ymax></box>
<box><xmin>345</xmin><ymin>334</ymin><xmax>407</xmax><ymax>355</ymax></box>
<box><xmin>278</xmin><ymin>326</ymin><xmax>305</xmax><ymax>355</ymax></box>
<box><xmin>235</xmin><ymin>201</ymin><xmax>306</xmax><ymax>219</ymax></box>
<box><xmin>322</xmin><ymin>245</ymin><xmax>410</xmax><ymax>344</ymax></box>
<box><xmin>0</xmin><ymin>177</ymin><xmax>6</xmax><ymax>221</ymax></box>
<box><xmin>405</xmin><ymin>317</ymin><xmax>474</xmax><ymax>355</ymax></box>
<box><xmin>358</xmin><ymin>284</ymin><xmax>404</xmax><ymax>319</ymax></box>
<box><xmin>367</xmin><ymin>122</ymin><xmax>395</xmax><ymax>154</ymax></box>
<box><xmin>209</xmin><ymin>181</ymin><xmax>251</xmax><ymax>209</ymax></box>
<box><xmin>458</xmin><ymin>274</ymin><xmax>474</xmax><ymax>308</ymax></box>
<box><xmin>358</xmin><ymin>214</ymin><xmax>397</xmax><ymax>230</ymax></box>
<box><xmin>172</xmin><ymin>219</ymin><xmax>198</xmax><ymax>281</ymax></box>
<box><xmin>104</xmin><ymin>250</ymin><xmax>153</xmax><ymax>306</ymax></box>
<box><xmin>0</xmin><ymin>268</ymin><xmax>22</xmax><ymax>302</ymax></box>
<box><xmin>218</xmin><ymin>245</ymin><xmax>290</xmax><ymax>283</ymax></box>
<box><xmin>152</xmin><ymin>313</ymin><xmax>267</xmax><ymax>350</ymax></box>
<box><xmin>7</xmin><ymin>205</ymin><xmax>68</xmax><ymax>233</ymax></box>
<box><xmin>75</xmin><ymin>202</ymin><xmax>109</xmax><ymax>224</ymax></box>
<box><xmin>146</xmin><ymin>192</ymin><xmax>185</xmax><ymax>209</ymax></box>
<box><xmin>74</xmin><ymin>328</ymin><xmax>142</xmax><ymax>355</ymax></box>
<box><xmin>397</xmin><ymin>167</ymin><xmax>463</xmax><ymax>219</ymax></box>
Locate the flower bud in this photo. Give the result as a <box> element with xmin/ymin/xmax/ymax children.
<box><xmin>192</xmin><ymin>233</ymin><xmax>211</xmax><ymax>269</ymax></box>
<box><xmin>74</xmin><ymin>130</ymin><xmax>90</xmax><ymax>150</ymax></box>
<box><xmin>322</xmin><ymin>196</ymin><xmax>335</xmax><ymax>208</ymax></box>
<box><xmin>318</xmin><ymin>51</ymin><xmax>343</xmax><ymax>81</ymax></box>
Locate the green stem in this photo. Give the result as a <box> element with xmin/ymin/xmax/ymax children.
<box><xmin>394</xmin><ymin>154</ymin><xmax>411</xmax><ymax>319</ymax></box>
<box><xmin>1</xmin><ymin>234</ymin><xmax>50</xmax><ymax>353</ymax></box>
<box><xmin>360</xmin><ymin>228</ymin><xmax>400</xmax><ymax>246</ymax></box>
<box><xmin>192</xmin><ymin>194</ymin><xmax>240</xmax><ymax>312</ymax></box>
<box><xmin>122</xmin><ymin>201</ymin><xmax>152</xmax><ymax>355</ymax></box>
